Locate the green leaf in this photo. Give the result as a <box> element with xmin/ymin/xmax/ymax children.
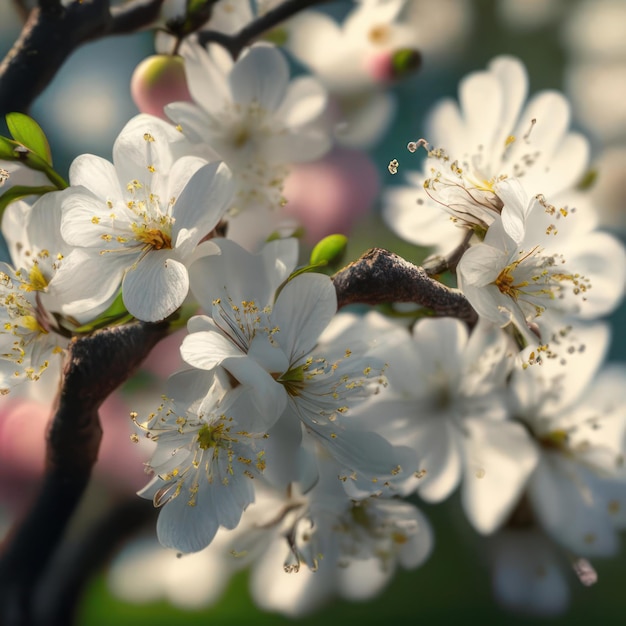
<box><xmin>0</xmin><ymin>133</ymin><xmax>67</xmax><ymax>190</ymax></box>
<box><xmin>6</xmin><ymin>112</ymin><xmax>52</xmax><ymax>165</ymax></box>
<box><xmin>73</xmin><ymin>292</ymin><xmax>134</xmax><ymax>334</ymax></box>
<box><xmin>0</xmin><ymin>136</ymin><xmax>19</xmax><ymax>160</ymax></box>
<box><xmin>0</xmin><ymin>184</ymin><xmax>57</xmax><ymax>213</ymax></box>
<box><xmin>309</xmin><ymin>234</ymin><xmax>348</xmax><ymax>267</ymax></box>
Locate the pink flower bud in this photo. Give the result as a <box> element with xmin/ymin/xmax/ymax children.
<box><xmin>130</xmin><ymin>54</ymin><xmax>192</xmax><ymax>119</ymax></box>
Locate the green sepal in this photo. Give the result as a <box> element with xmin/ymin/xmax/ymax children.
<box><xmin>72</xmin><ymin>292</ymin><xmax>134</xmax><ymax>334</ymax></box>
<box><xmin>309</xmin><ymin>234</ymin><xmax>348</xmax><ymax>267</ymax></box>
<box><xmin>266</xmin><ymin>226</ymin><xmax>305</xmax><ymax>243</ymax></box>
<box><xmin>577</xmin><ymin>168</ymin><xmax>598</xmax><ymax>191</ymax></box>
<box><xmin>286</xmin><ymin>262</ymin><xmax>327</xmax><ymax>282</ymax></box>
<box><xmin>6</xmin><ymin>112</ymin><xmax>53</xmax><ymax>165</ymax></box>
<box><xmin>391</xmin><ymin>48</ymin><xmax>422</xmax><ymax>77</ymax></box>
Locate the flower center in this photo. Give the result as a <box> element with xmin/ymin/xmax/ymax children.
<box><xmin>131</xmin><ymin>224</ymin><xmax>172</xmax><ymax>250</ymax></box>
<box><xmin>493</xmin><ymin>246</ymin><xmax>590</xmax><ymax>318</ymax></box>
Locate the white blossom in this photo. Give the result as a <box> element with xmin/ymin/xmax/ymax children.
<box><xmin>355</xmin><ymin>313</ymin><xmax>538</xmax><ymax>534</ymax></box>
<box><xmin>134</xmin><ymin>376</ymin><xmax>268</xmax><ymax>553</ymax></box>
<box><xmin>53</xmin><ymin>114</ymin><xmax>234</xmax><ymax>322</ymax></box>
<box><xmin>166</xmin><ymin>42</ymin><xmax>331</xmax><ymax>213</ymax></box>
<box><xmin>384</xmin><ymin>55</ymin><xmax>594</xmax><ymax>255</ymax></box>
<box><xmin>511</xmin><ymin>324</ymin><xmax>626</xmax><ymax>557</ymax></box>
<box><xmin>180</xmin><ymin>239</ymin><xmax>408</xmax><ymax>494</ymax></box>
<box><xmin>457</xmin><ymin>179</ymin><xmax>626</xmax><ymax>353</ymax></box>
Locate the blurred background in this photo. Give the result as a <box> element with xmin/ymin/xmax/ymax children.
<box><xmin>1</xmin><ymin>0</ymin><xmax>626</xmax><ymax>624</ymax></box>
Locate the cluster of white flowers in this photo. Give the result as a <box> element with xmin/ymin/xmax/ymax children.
<box><xmin>1</xmin><ymin>0</ymin><xmax>625</xmax><ymax>620</ymax></box>
<box><xmin>382</xmin><ymin>54</ymin><xmax>626</xmax><ymax>615</ymax></box>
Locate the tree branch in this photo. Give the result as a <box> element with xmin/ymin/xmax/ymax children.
<box><xmin>37</xmin><ymin>0</ymin><xmax>62</xmax><ymax>16</ymax></box>
<box><xmin>331</xmin><ymin>248</ymin><xmax>478</xmax><ymax>325</ymax></box>
<box><xmin>0</xmin><ymin>0</ymin><xmax>165</xmax><ymax>116</ymax></box>
<box><xmin>36</xmin><ymin>497</ymin><xmax>156</xmax><ymax>626</ymax></box>
<box><xmin>198</xmin><ymin>0</ymin><xmax>328</xmax><ymax>58</ymax></box>
<box><xmin>0</xmin><ymin>321</ymin><xmax>168</xmax><ymax>626</ymax></box>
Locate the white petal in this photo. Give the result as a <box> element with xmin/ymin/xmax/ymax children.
<box><xmin>222</xmin><ymin>356</ymin><xmax>287</xmax><ymax>428</ymax></box>
<box><xmin>487</xmin><ymin>56</ymin><xmax>529</xmax><ymax>152</ymax></box>
<box><xmin>491</xmin><ymin>530</ymin><xmax>570</xmax><ymax>617</ymax></box>
<box><xmin>122</xmin><ymin>251</ymin><xmax>189</xmax><ymax>322</ymax></box>
<box><xmin>528</xmin><ymin>454</ymin><xmax>619</xmax><ymax>556</ymax></box>
<box><xmin>283</xmin><ymin>11</ymin><xmax>342</xmax><ymax>72</ymax></box>
<box><xmin>155</xmin><ymin>486</ymin><xmax>219</xmax><ymax>553</ymax></box>
<box><xmin>458</xmin><ymin>70</ymin><xmax>504</xmax><ymax>150</ymax></box>
<box><xmin>113</xmin><ymin>114</ymin><xmax>181</xmax><ymax>182</ymax></box>
<box><xmin>189</xmin><ymin>238</ymin><xmax>296</xmax><ymax>313</ymax></box>
<box><xmin>69</xmin><ymin>154</ymin><xmax>123</xmax><ymax>199</ymax></box>
<box><xmin>457</xmin><ymin>243</ymin><xmax>507</xmax><ymax>287</ymax></box>
<box><xmin>180</xmin><ymin>330</ymin><xmax>243</xmax><ymax>370</ymax></box>
<box><xmin>275</xmin><ymin>76</ymin><xmax>327</xmax><ymax>128</ymax></box>
<box><xmin>229</xmin><ymin>44</ymin><xmax>289</xmax><ymax>112</ymax></box>
<box><xmin>415</xmin><ymin>421</ymin><xmax>463</xmax><ymax>502</ymax></box>
<box><xmin>50</xmin><ymin>249</ymin><xmax>129</xmax><ymax>323</ymax></box>
<box><xmin>165</xmin><ymin>101</ymin><xmax>214</xmax><ymax>144</ymax></box>
<box><xmin>271</xmin><ymin>274</ymin><xmax>337</xmax><ymax>364</ymax></box>
<box><xmin>250</xmin><ymin>538</ymin><xmax>334</xmax><ymax>617</ymax></box>
<box><xmin>172</xmin><ymin>161</ymin><xmax>233</xmax><ymax>252</ymax></box>
<box><xmin>461</xmin><ymin>419</ymin><xmax>538</xmax><ymax>534</ymax></box>
<box><xmin>60</xmin><ymin>189</ymin><xmax>128</xmax><ymax>248</ymax></box>
<box><xmin>497</xmin><ymin>178</ymin><xmax>533</xmax><ymax>244</ymax></box>
<box><xmin>181</xmin><ymin>41</ymin><xmax>232</xmax><ymax>116</ymax></box>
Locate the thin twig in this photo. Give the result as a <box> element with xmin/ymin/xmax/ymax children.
<box><xmin>332</xmin><ymin>248</ymin><xmax>478</xmax><ymax>325</ymax></box>
<box><xmin>198</xmin><ymin>0</ymin><xmax>328</xmax><ymax>58</ymax></box>
<box><xmin>0</xmin><ymin>0</ymin><xmax>165</xmax><ymax>116</ymax></box>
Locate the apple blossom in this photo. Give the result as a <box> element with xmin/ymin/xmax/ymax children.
<box><xmin>384</xmin><ymin>55</ymin><xmax>594</xmax><ymax>255</ymax></box>
<box><xmin>165</xmin><ymin>42</ymin><xmax>331</xmax><ymax>213</ymax></box>
<box><xmin>52</xmin><ymin>114</ymin><xmax>234</xmax><ymax>322</ymax></box>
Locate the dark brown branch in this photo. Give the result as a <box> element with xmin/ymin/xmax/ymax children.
<box><xmin>198</xmin><ymin>0</ymin><xmax>328</xmax><ymax>58</ymax></box>
<box><xmin>332</xmin><ymin>248</ymin><xmax>478</xmax><ymax>325</ymax></box>
<box><xmin>0</xmin><ymin>0</ymin><xmax>165</xmax><ymax>116</ymax></box>
<box><xmin>422</xmin><ymin>228</ymin><xmax>474</xmax><ymax>276</ymax></box>
<box><xmin>36</xmin><ymin>497</ymin><xmax>156</xmax><ymax>626</ymax></box>
<box><xmin>37</xmin><ymin>0</ymin><xmax>62</xmax><ymax>16</ymax></box>
<box><xmin>0</xmin><ymin>321</ymin><xmax>168</xmax><ymax>626</ymax></box>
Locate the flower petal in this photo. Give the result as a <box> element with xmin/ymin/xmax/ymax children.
<box><xmin>122</xmin><ymin>251</ymin><xmax>189</xmax><ymax>322</ymax></box>
<box><xmin>229</xmin><ymin>44</ymin><xmax>289</xmax><ymax>112</ymax></box>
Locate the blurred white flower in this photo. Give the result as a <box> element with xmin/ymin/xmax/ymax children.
<box><xmin>512</xmin><ymin>324</ymin><xmax>626</xmax><ymax>558</ymax></box>
<box><xmin>489</xmin><ymin>529</ymin><xmax>571</xmax><ymax>616</ymax></box>
<box><xmin>166</xmin><ymin>42</ymin><xmax>331</xmax><ymax>213</ymax></box>
<box><xmin>359</xmin><ymin>313</ymin><xmax>537</xmax><ymax>534</ymax></box>
<box><xmin>384</xmin><ymin>55</ymin><xmax>592</xmax><ymax>256</ymax></box>
<box><xmin>284</xmin><ymin>0</ymin><xmax>422</xmax><ymax>148</ymax></box>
